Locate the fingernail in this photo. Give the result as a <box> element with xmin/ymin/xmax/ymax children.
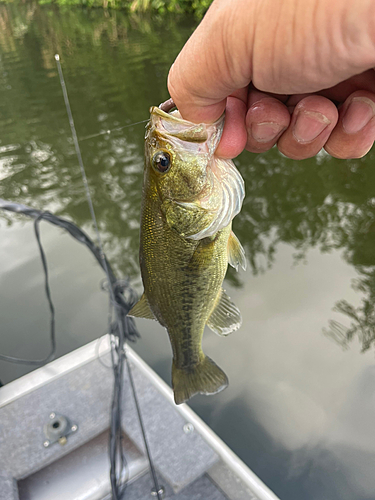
<box><xmin>293</xmin><ymin>110</ymin><xmax>330</xmax><ymax>143</ymax></box>
<box><xmin>251</xmin><ymin>122</ymin><xmax>284</xmax><ymax>143</ymax></box>
<box><xmin>342</xmin><ymin>97</ymin><xmax>375</xmax><ymax>134</ymax></box>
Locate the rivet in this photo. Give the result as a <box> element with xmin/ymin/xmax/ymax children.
<box><xmin>49</xmin><ymin>412</ymin><xmax>56</xmax><ymax>419</ymax></box>
<box><xmin>183</xmin><ymin>423</ymin><xmax>194</xmax><ymax>434</ymax></box>
<box><xmin>71</xmin><ymin>425</ymin><xmax>78</xmax><ymax>432</ymax></box>
<box><xmin>43</xmin><ymin>440</ymin><xmax>50</xmax><ymax>448</ymax></box>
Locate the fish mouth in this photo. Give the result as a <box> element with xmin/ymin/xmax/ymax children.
<box><xmin>149</xmin><ymin>105</ymin><xmax>224</xmax><ymax>154</ymax></box>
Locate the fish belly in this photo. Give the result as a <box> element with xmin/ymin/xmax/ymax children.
<box><xmin>141</xmin><ymin>205</ymin><xmax>229</xmax><ymax>355</ymax></box>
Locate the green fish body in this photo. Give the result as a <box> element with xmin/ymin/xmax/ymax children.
<box><xmin>129</xmin><ymin>106</ymin><xmax>246</xmax><ymax>404</ymax></box>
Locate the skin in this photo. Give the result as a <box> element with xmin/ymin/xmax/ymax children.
<box><xmin>167</xmin><ymin>0</ymin><xmax>375</xmax><ymax>160</ymax></box>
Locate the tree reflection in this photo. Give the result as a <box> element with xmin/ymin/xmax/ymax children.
<box><xmin>0</xmin><ymin>3</ymin><xmax>374</xmax><ymax>350</ymax></box>
<box><xmin>235</xmin><ymin>149</ymin><xmax>375</xmax><ymax>351</ymax></box>
<box><xmin>0</xmin><ymin>3</ymin><xmax>197</xmax><ymax>276</ymax></box>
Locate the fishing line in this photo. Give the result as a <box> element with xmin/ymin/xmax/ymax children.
<box><xmin>0</xmin><ymin>119</ymin><xmax>148</xmax><ymax>152</ymax></box>
<box><xmin>55</xmin><ymin>54</ymin><xmax>163</xmax><ymax>500</ymax></box>
<box><xmin>79</xmin><ymin>120</ymin><xmax>149</xmax><ymax>142</ymax></box>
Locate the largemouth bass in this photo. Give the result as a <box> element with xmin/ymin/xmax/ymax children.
<box><xmin>129</xmin><ymin>104</ymin><xmax>246</xmax><ymax>405</ymax></box>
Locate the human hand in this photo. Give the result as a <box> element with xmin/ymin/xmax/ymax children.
<box><xmin>167</xmin><ymin>0</ymin><xmax>375</xmax><ymax>160</ymax></box>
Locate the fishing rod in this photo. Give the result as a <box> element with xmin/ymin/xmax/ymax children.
<box><xmin>54</xmin><ymin>54</ymin><xmax>164</xmax><ymax>500</ymax></box>
<box><xmin>0</xmin><ymin>56</ymin><xmax>164</xmax><ymax>500</ymax></box>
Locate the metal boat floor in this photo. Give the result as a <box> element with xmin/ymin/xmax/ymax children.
<box><xmin>15</xmin><ymin>427</ymin><xmax>231</xmax><ymax>500</ymax></box>
<box><xmin>0</xmin><ymin>336</ymin><xmax>279</xmax><ymax>500</ymax></box>
<box><xmin>117</xmin><ymin>471</ymin><xmax>227</xmax><ymax>500</ymax></box>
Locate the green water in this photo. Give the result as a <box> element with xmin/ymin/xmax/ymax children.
<box><xmin>1</xmin><ymin>4</ymin><xmax>375</xmax><ymax>499</ymax></box>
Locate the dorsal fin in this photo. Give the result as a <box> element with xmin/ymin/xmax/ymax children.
<box><xmin>128</xmin><ymin>293</ymin><xmax>155</xmax><ymax>320</ymax></box>
<box><xmin>228</xmin><ymin>231</ymin><xmax>246</xmax><ymax>271</ymax></box>
<box><xmin>207</xmin><ymin>289</ymin><xmax>242</xmax><ymax>336</ymax></box>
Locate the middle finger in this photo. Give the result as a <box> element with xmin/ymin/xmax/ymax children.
<box><xmin>277</xmin><ymin>95</ymin><xmax>338</xmax><ymax>160</ymax></box>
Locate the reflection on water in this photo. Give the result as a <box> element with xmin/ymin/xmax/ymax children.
<box><xmin>0</xmin><ymin>4</ymin><xmax>375</xmax><ymax>500</ymax></box>
<box><xmin>235</xmin><ymin>149</ymin><xmax>375</xmax><ymax>352</ymax></box>
<box><xmin>0</xmin><ymin>3</ymin><xmax>194</xmax><ymax>276</ymax></box>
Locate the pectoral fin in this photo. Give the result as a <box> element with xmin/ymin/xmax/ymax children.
<box><xmin>128</xmin><ymin>293</ymin><xmax>155</xmax><ymax>320</ymax></box>
<box><xmin>207</xmin><ymin>289</ymin><xmax>242</xmax><ymax>336</ymax></box>
<box><xmin>228</xmin><ymin>231</ymin><xmax>246</xmax><ymax>271</ymax></box>
<box><xmin>162</xmin><ymin>200</ymin><xmax>215</xmax><ymax>238</ymax></box>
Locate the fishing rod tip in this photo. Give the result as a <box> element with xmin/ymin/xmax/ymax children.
<box><xmin>54</xmin><ymin>54</ymin><xmax>60</xmax><ymax>61</ymax></box>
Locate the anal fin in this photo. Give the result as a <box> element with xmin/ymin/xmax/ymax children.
<box><xmin>207</xmin><ymin>289</ymin><xmax>242</xmax><ymax>336</ymax></box>
<box><xmin>228</xmin><ymin>231</ymin><xmax>246</xmax><ymax>271</ymax></box>
<box><xmin>128</xmin><ymin>293</ymin><xmax>155</xmax><ymax>320</ymax></box>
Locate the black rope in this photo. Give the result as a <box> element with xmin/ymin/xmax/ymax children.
<box><xmin>125</xmin><ymin>353</ymin><xmax>163</xmax><ymax>498</ymax></box>
<box><xmin>0</xmin><ymin>199</ymin><xmax>141</xmax><ymax>499</ymax></box>
<box><xmin>0</xmin><ymin>199</ymin><xmax>139</xmax><ymax>328</ymax></box>
<box><xmin>0</xmin><ymin>200</ymin><xmax>139</xmax><ymax>360</ymax></box>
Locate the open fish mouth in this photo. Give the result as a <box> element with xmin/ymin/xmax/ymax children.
<box><xmin>149</xmin><ymin>104</ymin><xmax>223</xmax><ymax>154</ymax></box>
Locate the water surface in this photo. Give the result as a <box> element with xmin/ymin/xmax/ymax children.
<box><xmin>1</xmin><ymin>4</ymin><xmax>375</xmax><ymax>500</ymax></box>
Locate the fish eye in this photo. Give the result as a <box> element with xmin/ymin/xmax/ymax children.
<box><xmin>152</xmin><ymin>151</ymin><xmax>171</xmax><ymax>173</ymax></box>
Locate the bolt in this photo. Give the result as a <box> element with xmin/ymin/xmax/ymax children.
<box><xmin>43</xmin><ymin>440</ymin><xmax>50</xmax><ymax>448</ymax></box>
<box><xmin>151</xmin><ymin>486</ymin><xmax>164</xmax><ymax>497</ymax></box>
<box><xmin>183</xmin><ymin>423</ymin><xmax>194</xmax><ymax>434</ymax></box>
<box><xmin>49</xmin><ymin>412</ymin><xmax>56</xmax><ymax>419</ymax></box>
<box><xmin>71</xmin><ymin>425</ymin><xmax>78</xmax><ymax>432</ymax></box>
<box><xmin>58</xmin><ymin>436</ymin><xmax>67</xmax><ymax>446</ymax></box>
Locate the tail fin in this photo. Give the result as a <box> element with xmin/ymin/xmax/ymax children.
<box><xmin>172</xmin><ymin>356</ymin><xmax>228</xmax><ymax>405</ymax></box>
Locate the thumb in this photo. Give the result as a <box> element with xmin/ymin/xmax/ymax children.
<box><xmin>167</xmin><ymin>0</ymin><xmax>255</xmax><ymax>124</ymax></box>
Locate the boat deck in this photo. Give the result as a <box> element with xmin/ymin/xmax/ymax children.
<box><xmin>0</xmin><ymin>336</ymin><xmax>279</xmax><ymax>500</ymax></box>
